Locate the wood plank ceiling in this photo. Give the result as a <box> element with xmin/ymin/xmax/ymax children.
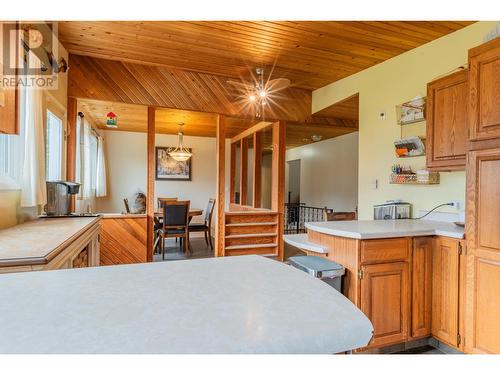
<box><xmin>78</xmin><ymin>99</ymin><xmax>252</xmax><ymax>138</ymax></box>
<box><xmin>78</xmin><ymin>98</ymin><xmax>356</xmax><ymax>148</ymax></box>
<box><xmin>59</xmin><ymin>21</ymin><xmax>473</xmax><ymax>91</ymax></box>
<box><xmin>61</xmin><ymin>21</ymin><xmax>473</xmax><ymax>147</ymax></box>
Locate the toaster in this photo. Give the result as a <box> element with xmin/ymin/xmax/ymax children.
<box><xmin>374</xmin><ymin>201</ymin><xmax>411</xmax><ymax>220</ymax></box>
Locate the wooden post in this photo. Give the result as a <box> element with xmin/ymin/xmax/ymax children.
<box><xmin>271</xmin><ymin>121</ymin><xmax>286</xmax><ymax>261</ymax></box>
<box><xmin>66</xmin><ymin>97</ymin><xmax>77</xmax><ymax>211</ymax></box>
<box><xmin>146</xmin><ymin>107</ymin><xmax>156</xmax><ymax>262</ymax></box>
<box><xmin>229</xmin><ymin>142</ymin><xmax>236</xmax><ymax>204</ymax></box>
<box><xmin>239</xmin><ymin>138</ymin><xmax>248</xmax><ymax>206</ymax></box>
<box><xmin>215</xmin><ymin>115</ymin><xmax>226</xmax><ymax>257</ymax></box>
<box><xmin>253</xmin><ymin>131</ymin><xmax>262</xmax><ymax>208</ymax></box>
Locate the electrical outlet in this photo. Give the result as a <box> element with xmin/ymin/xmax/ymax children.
<box><xmin>449</xmin><ymin>201</ymin><xmax>461</xmax><ymax>210</ymax></box>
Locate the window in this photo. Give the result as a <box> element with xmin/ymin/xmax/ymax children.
<box><xmin>75</xmin><ymin>116</ymin><xmax>99</xmax><ymax>197</ymax></box>
<box><xmin>45</xmin><ymin>110</ymin><xmax>63</xmax><ymax>181</ymax></box>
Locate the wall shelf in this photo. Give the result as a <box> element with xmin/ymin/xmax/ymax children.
<box><xmin>390</xmin><ymin>173</ymin><xmax>440</xmax><ymax>185</ymax></box>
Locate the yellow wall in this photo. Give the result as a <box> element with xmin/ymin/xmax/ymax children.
<box><xmin>312</xmin><ymin>21</ymin><xmax>498</xmax><ymax>219</ymax></box>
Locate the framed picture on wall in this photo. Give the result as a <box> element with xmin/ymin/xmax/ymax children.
<box><xmin>155</xmin><ymin>147</ymin><xmax>192</xmax><ymax>181</ymax></box>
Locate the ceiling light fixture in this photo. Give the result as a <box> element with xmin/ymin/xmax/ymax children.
<box><xmin>169</xmin><ymin>123</ymin><xmax>192</xmax><ymax>162</ymax></box>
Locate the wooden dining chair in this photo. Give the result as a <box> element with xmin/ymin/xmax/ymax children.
<box><xmin>323</xmin><ymin>208</ymin><xmax>356</xmax><ymax>221</ymax></box>
<box><xmin>154</xmin><ymin>197</ymin><xmax>179</xmax><ymax>251</ymax></box>
<box><xmin>188</xmin><ymin>198</ymin><xmax>215</xmax><ymax>250</ymax></box>
<box><xmin>157</xmin><ymin>200</ymin><xmax>191</xmax><ymax>259</ymax></box>
<box><xmin>157</xmin><ymin>197</ymin><xmax>178</xmax><ymax>210</ymax></box>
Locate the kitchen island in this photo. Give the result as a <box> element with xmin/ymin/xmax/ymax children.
<box><xmin>0</xmin><ymin>255</ymin><xmax>373</xmax><ymax>354</ymax></box>
<box><xmin>285</xmin><ymin>219</ymin><xmax>465</xmax><ymax>352</ymax></box>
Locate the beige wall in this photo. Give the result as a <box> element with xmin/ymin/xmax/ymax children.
<box><xmin>312</xmin><ymin>21</ymin><xmax>498</xmax><ymax>219</ymax></box>
<box><xmin>96</xmin><ymin>130</ymin><xmax>231</xmax><ymax>225</ymax></box>
<box><xmin>285</xmin><ymin>132</ymin><xmax>358</xmax><ymax>211</ymax></box>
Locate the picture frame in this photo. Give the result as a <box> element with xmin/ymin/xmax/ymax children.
<box><xmin>155</xmin><ymin>146</ymin><xmax>192</xmax><ymax>181</ymax></box>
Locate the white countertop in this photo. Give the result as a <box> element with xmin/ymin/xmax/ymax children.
<box><xmin>0</xmin><ymin>255</ymin><xmax>373</xmax><ymax>354</ymax></box>
<box><xmin>305</xmin><ymin>219</ymin><xmax>464</xmax><ymax>240</ymax></box>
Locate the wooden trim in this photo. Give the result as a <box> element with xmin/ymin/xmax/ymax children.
<box><xmin>229</xmin><ymin>142</ymin><xmax>236</xmax><ymax>204</ymax></box>
<box><xmin>239</xmin><ymin>138</ymin><xmax>248</xmax><ymax>206</ymax></box>
<box><xmin>253</xmin><ymin>131</ymin><xmax>262</xmax><ymax>208</ymax></box>
<box><xmin>411</xmin><ymin>237</ymin><xmax>433</xmax><ymax>338</ymax></box>
<box><xmin>230</xmin><ymin>121</ymin><xmax>271</xmax><ymax>144</ymax></box>
<box><xmin>66</xmin><ymin>97</ymin><xmax>78</xmax><ymax>211</ymax></box>
<box><xmin>146</xmin><ymin>107</ymin><xmax>155</xmax><ymax>262</ymax></box>
<box><xmin>215</xmin><ymin>114</ymin><xmax>226</xmax><ymax>257</ymax></box>
<box><xmin>271</xmin><ymin>120</ymin><xmax>286</xmax><ymax>261</ymax></box>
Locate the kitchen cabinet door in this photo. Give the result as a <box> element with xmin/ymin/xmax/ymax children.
<box><xmin>465</xmin><ymin>148</ymin><xmax>500</xmax><ymax>353</ymax></box>
<box><xmin>426</xmin><ymin>70</ymin><xmax>468</xmax><ymax>170</ymax></box>
<box><xmin>360</xmin><ymin>262</ymin><xmax>410</xmax><ymax>348</ymax></box>
<box><xmin>432</xmin><ymin>237</ymin><xmax>461</xmax><ymax>348</ymax></box>
<box><xmin>0</xmin><ymin>88</ymin><xmax>19</xmax><ymax>135</ymax></box>
<box><xmin>411</xmin><ymin>237</ymin><xmax>433</xmax><ymax>338</ymax></box>
<box><xmin>468</xmin><ymin>38</ymin><xmax>500</xmax><ymax>148</ymax></box>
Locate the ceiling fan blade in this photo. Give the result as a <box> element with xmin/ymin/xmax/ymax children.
<box><xmin>227</xmin><ymin>80</ymin><xmax>254</xmax><ymax>91</ymax></box>
<box><xmin>266</xmin><ymin>78</ymin><xmax>291</xmax><ymax>92</ymax></box>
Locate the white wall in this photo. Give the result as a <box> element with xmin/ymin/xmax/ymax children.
<box><xmin>96</xmin><ymin>130</ymin><xmax>231</xmax><ymax>225</ymax></box>
<box><xmin>96</xmin><ymin>131</ymin><xmax>147</xmax><ymax>213</ymax></box>
<box><xmin>285</xmin><ymin>132</ymin><xmax>359</xmax><ymax>212</ymax></box>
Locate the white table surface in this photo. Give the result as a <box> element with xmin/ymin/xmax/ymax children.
<box><xmin>0</xmin><ymin>255</ymin><xmax>373</xmax><ymax>354</ymax></box>
<box><xmin>305</xmin><ymin>219</ymin><xmax>464</xmax><ymax>240</ymax></box>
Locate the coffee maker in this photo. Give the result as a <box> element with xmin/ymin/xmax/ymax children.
<box><xmin>45</xmin><ymin>181</ymin><xmax>81</xmax><ymax>216</ymax></box>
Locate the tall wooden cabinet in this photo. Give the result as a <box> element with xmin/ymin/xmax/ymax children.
<box><xmin>464</xmin><ymin>37</ymin><xmax>500</xmax><ymax>354</ymax></box>
<box><xmin>468</xmin><ymin>38</ymin><xmax>500</xmax><ymax>149</ymax></box>
<box><xmin>426</xmin><ymin>69</ymin><xmax>468</xmax><ymax>170</ymax></box>
<box><xmin>465</xmin><ymin>148</ymin><xmax>500</xmax><ymax>353</ymax></box>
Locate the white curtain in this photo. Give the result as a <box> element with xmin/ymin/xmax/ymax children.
<box><xmin>96</xmin><ymin>135</ymin><xmax>107</xmax><ymax>197</ymax></box>
<box><xmin>20</xmin><ymin>52</ymin><xmax>46</xmax><ymax>208</ymax></box>
<box><xmin>78</xmin><ymin>116</ymin><xmax>92</xmax><ymax>199</ymax></box>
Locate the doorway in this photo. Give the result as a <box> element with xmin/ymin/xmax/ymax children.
<box><xmin>287</xmin><ymin>159</ymin><xmax>301</xmax><ymax>204</ymax></box>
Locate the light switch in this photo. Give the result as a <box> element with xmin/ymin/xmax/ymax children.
<box><xmin>372</xmin><ymin>179</ymin><xmax>378</xmax><ymax>190</ymax></box>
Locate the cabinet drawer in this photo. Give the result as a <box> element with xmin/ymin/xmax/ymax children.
<box><xmin>360</xmin><ymin>238</ymin><xmax>410</xmax><ymax>264</ymax></box>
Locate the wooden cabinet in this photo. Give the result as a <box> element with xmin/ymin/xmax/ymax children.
<box><xmin>411</xmin><ymin>237</ymin><xmax>432</xmax><ymax>338</ymax></box>
<box><xmin>426</xmin><ymin>70</ymin><xmax>468</xmax><ymax>170</ymax></box>
<box><xmin>468</xmin><ymin>37</ymin><xmax>500</xmax><ymax>149</ymax></box>
<box><xmin>357</xmin><ymin>238</ymin><xmax>411</xmax><ymax>348</ymax></box>
<box><xmin>465</xmin><ymin>148</ymin><xmax>500</xmax><ymax>353</ymax></box>
<box><xmin>360</xmin><ymin>261</ymin><xmax>410</xmax><ymax>347</ymax></box>
<box><xmin>0</xmin><ymin>219</ymin><xmax>100</xmax><ymax>274</ymax></box>
<box><xmin>0</xmin><ymin>88</ymin><xmax>19</xmax><ymax>135</ymax></box>
<box><xmin>431</xmin><ymin>237</ymin><xmax>463</xmax><ymax>348</ymax></box>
